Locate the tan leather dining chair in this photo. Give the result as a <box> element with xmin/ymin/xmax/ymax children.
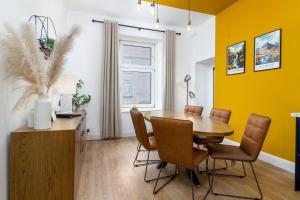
<box><xmin>130</xmin><ymin>108</ymin><xmax>173</xmax><ymax>183</ymax></box>
<box><xmin>130</xmin><ymin>108</ymin><xmax>160</xmax><ymax>182</ymax></box>
<box><xmin>194</xmin><ymin>108</ymin><xmax>231</xmax><ymax>172</ymax></box>
<box><xmin>151</xmin><ymin>117</ymin><xmax>210</xmax><ymax>200</ymax></box>
<box><xmin>207</xmin><ymin>113</ymin><xmax>271</xmax><ymax>200</ymax></box>
<box><xmin>184</xmin><ymin>105</ymin><xmax>203</xmax><ymax>116</ymax></box>
<box><xmin>194</xmin><ymin>108</ymin><xmax>231</xmax><ymax>144</ymax></box>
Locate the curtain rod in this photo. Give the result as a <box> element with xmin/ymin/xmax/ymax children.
<box><xmin>92</xmin><ymin>19</ymin><xmax>181</xmax><ymax>36</ymax></box>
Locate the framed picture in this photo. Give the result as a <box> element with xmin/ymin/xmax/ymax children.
<box><xmin>254</xmin><ymin>29</ymin><xmax>281</xmax><ymax>72</ymax></box>
<box><xmin>227</xmin><ymin>41</ymin><xmax>246</xmax><ymax>75</ymax></box>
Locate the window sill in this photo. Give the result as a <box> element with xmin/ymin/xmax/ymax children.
<box><xmin>121</xmin><ymin>107</ymin><xmax>162</xmax><ymax>113</ymax></box>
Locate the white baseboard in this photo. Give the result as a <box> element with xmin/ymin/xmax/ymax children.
<box><xmin>222</xmin><ymin>139</ymin><xmax>295</xmax><ymax>173</ymax></box>
<box><xmin>85</xmin><ymin>132</ymin><xmax>135</xmax><ymax>141</ymax></box>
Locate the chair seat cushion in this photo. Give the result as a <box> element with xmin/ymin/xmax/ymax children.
<box><xmin>193</xmin><ymin>135</ymin><xmax>224</xmax><ymax>145</ymax></box>
<box><xmin>206</xmin><ymin>143</ymin><xmax>253</xmax><ymax>162</ymax></box>
<box><xmin>193</xmin><ymin>148</ymin><xmax>209</xmax><ymax>167</ymax></box>
<box><xmin>148</xmin><ymin>136</ymin><xmax>157</xmax><ymax>150</ymax></box>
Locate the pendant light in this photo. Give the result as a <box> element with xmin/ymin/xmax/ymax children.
<box><xmin>150</xmin><ymin>0</ymin><xmax>156</xmax><ymax>15</ymax></box>
<box><xmin>187</xmin><ymin>0</ymin><xmax>192</xmax><ymax>32</ymax></box>
<box><xmin>137</xmin><ymin>0</ymin><xmax>142</xmax><ymax>11</ymax></box>
<box><xmin>155</xmin><ymin>0</ymin><xmax>160</xmax><ymax>28</ymax></box>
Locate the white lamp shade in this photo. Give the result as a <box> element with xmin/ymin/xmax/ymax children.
<box><xmin>52</xmin><ymin>74</ymin><xmax>79</xmax><ymax>94</ymax></box>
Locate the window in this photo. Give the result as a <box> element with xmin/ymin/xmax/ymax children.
<box><xmin>120</xmin><ymin>41</ymin><xmax>155</xmax><ymax>108</ymax></box>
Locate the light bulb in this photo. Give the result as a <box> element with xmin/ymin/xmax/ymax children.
<box><xmin>187</xmin><ymin>20</ymin><xmax>192</xmax><ymax>32</ymax></box>
<box><xmin>137</xmin><ymin>0</ymin><xmax>142</xmax><ymax>11</ymax></box>
<box><xmin>155</xmin><ymin>18</ymin><xmax>160</xmax><ymax>28</ymax></box>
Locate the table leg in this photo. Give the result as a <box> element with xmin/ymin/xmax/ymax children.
<box><xmin>156</xmin><ymin>163</ymin><xmax>201</xmax><ymax>186</ymax></box>
<box><xmin>186</xmin><ymin>169</ymin><xmax>201</xmax><ymax>186</ymax></box>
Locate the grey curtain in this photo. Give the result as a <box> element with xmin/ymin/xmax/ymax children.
<box><xmin>163</xmin><ymin>30</ymin><xmax>176</xmax><ymax>112</ymax></box>
<box><xmin>100</xmin><ymin>21</ymin><xmax>121</xmax><ymax>139</ymax></box>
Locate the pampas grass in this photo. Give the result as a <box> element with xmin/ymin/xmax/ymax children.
<box><xmin>0</xmin><ymin>23</ymin><xmax>80</xmax><ymax>110</ymax></box>
<box><xmin>47</xmin><ymin>26</ymin><xmax>80</xmax><ymax>90</ymax></box>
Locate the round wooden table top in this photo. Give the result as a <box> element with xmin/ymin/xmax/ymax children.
<box><xmin>143</xmin><ymin>111</ymin><xmax>234</xmax><ymax>137</ymax></box>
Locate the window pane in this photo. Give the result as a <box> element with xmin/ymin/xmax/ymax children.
<box><xmin>122</xmin><ymin>45</ymin><xmax>151</xmax><ymax>66</ymax></box>
<box><xmin>122</xmin><ymin>71</ymin><xmax>152</xmax><ymax>105</ymax></box>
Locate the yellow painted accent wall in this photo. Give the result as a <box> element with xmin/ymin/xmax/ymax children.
<box><xmin>144</xmin><ymin>0</ymin><xmax>238</xmax><ymax>15</ymax></box>
<box><xmin>215</xmin><ymin>0</ymin><xmax>300</xmax><ymax>162</ymax></box>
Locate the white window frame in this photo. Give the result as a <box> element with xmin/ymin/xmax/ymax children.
<box><xmin>120</xmin><ymin>40</ymin><xmax>156</xmax><ymax>108</ymax></box>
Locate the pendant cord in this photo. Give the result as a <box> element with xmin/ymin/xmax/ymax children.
<box><xmin>189</xmin><ymin>0</ymin><xmax>191</xmax><ymax>21</ymax></box>
<box><xmin>157</xmin><ymin>0</ymin><xmax>159</xmax><ymax>20</ymax></box>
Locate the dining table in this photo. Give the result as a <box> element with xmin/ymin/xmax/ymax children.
<box><xmin>143</xmin><ymin>111</ymin><xmax>234</xmax><ymax>186</ymax></box>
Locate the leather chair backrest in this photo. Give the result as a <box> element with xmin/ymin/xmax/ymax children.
<box><xmin>151</xmin><ymin>117</ymin><xmax>194</xmax><ymax>169</ymax></box>
<box><xmin>184</xmin><ymin>105</ymin><xmax>203</xmax><ymax>116</ymax></box>
<box><xmin>210</xmin><ymin>108</ymin><xmax>232</xmax><ymax>124</ymax></box>
<box><xmin>130</xmin><ymin>108</ymin><xmax>150</xmax><ymax>150</ymax></box>
<box><xmin>240</xmin><ymin>113</ymin><xmax>271</xmax><ymax>161</ymax></box>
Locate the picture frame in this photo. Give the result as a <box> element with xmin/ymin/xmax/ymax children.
<box><xmin>226</xmin><ymin>41</ymin><xmax>246</xmax><ymax>75</ymax></box>
<box><xmin>254</xmin><ymin>29</ymin><xmax>281</xmax><ymax>72</ymax></box>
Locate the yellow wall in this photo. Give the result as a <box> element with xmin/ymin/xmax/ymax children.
<box><xmin>215</xmin><ymin>0</ymin><xmax>300</xmax><ymax>162</ymax></box>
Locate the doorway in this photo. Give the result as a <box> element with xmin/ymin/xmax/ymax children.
<box><xmin>195</xmin><ymin>57</ymin><xmax>215</xmax><ymax>117</ymax></box>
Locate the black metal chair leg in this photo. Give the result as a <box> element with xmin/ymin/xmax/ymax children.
<box><xmin>153</xmin><ymin>165</ymin><xmax>178</xmax><ymax>194</ymax></box>
<box><xmin>242</xmin><ymin>161</ymin><xmax>247</xmax><ymax>177</ymax></box>
<box><xmin>211</xmin><ymin>160</ymin><xmax>263</xmax><ymax>200</ymax></box>
<box><xmin>190</xmin><ymin>165</ymin><xmax>212</xmax><ymax>200</ymax></box>
<box><xmin>190</xmin><ymin>171</ymin><xmax>195</xmax><ymax>200</ymax></box>
<box><xmin>208</xmin><ymin>161</ymin><xmax>247</xmax><ymax>178</ymax></box>
<box><xmin>133</xmin><ymin>144</ymin><xmax>141</xmax><ymax>166</ymax></box>
<box><xmin>144</xmin><ymin>151</ymin><xmax>178</xmax><ymax>183</ymax></box>
<box><xmin>199</xmin><ymin>159</ymin><xmax>228</xmax><ymax>173</ymax></box>
<box><xmin>203</xmin><ymin>161</ymin><xmax>211</xmax><ymax>200</ymax></box>
<box><xmin>133</xmin><ymin>145</ymin><xmax>160</xmax><ymax>167</ymax></box>
<box><xmin>153</xmin><ymin>166</ymin><xmax>163</xmax><ymax>194</ymax></box>
<box><xmin>211</xmin><ymin>159</ymin><xmax>216</xmax><ymax>193</ymax></box>
<box><xmin>144</xmin><ymin>150</ymin><xmax>151</xmax><ymax>182</ymax></box>
<box><xmin>250</xmin><ymin>162</ymin><xmax>263</xmax><ymax>200</ymax></box>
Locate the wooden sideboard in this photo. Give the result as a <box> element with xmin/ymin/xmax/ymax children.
<box><xmin>10</xmin><ymin>112</ymin><xmax>87</xmax><ymax>200</ymax></box>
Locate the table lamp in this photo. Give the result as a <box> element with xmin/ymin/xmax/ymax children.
<box><xmin>52</xmin><ymin>74</ymin><xmax>79</xmax><ymax>114</ymax></box>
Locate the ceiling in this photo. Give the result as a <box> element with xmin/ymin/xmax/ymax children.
<box><xmin>145</xmin><ymin>0</ymin><xmax>238</xmax><ymax>15</ymax></box>
<box><xmin>65</xmin><ymin>0</ymin><xmax>213</xmax><ymax>28</ymax></box>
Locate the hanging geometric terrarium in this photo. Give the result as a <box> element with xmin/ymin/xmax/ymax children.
<box><xmin>29</xmin><ymin>15</ymin><xmax>57</xmax><ymax>57</ymax></box>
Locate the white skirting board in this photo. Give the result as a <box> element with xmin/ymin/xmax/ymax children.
<box><xmin>222</xmin><ymin>139</ymin><xmax>295</xmax><ymax>173</ymax></box>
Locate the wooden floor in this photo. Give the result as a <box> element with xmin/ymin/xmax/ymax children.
<box><xmin>77</xmin><ymin>138</ymin><xmax>300</xmax><ymax>200</ymax></box>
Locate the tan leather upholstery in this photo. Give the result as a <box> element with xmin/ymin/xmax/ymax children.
<box><xmin>184</xmin><ymin>105</ymin><xmax>203</xmax><ymax>116</ymax></box>
<box><xmin>240</xmin><ymin>113</ymin><xmax>271</xmax><ymax>161</ymax></box>
<box><xmin>207</xmin><ymin>113</ymin><xmax>271</xmax><ymax>162</ymax></box>
<box><xmin>194</xmin><ymin>108</ymin><xmax>231</xmax><ymax>145</ymax></box>
<box><xmin>210</xmin><ymin>108</ymin><xmax>231</xmax><ymax>124</ymax></box>
<box><xmin>151</xmin><ymin>117</ymin><xmax>208</xmax><ymax>170</ymax></box>
<box><xmin>130</xmin><ymin>108</ymin><xmax>156</xmax><ymax>151</ymax></box>
<box><xmin>206</xmin><ymin>144</ymin><xmax>253</xmax><ymax>161</ymax></box>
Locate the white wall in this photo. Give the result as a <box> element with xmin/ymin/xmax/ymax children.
<box><xmin>195</xmin><ymin>58</ymin><xmax>215</xmax><ymax>116</ymax></box>
<box><xmin>0</xmin><ymin>0</ymin><xmax>67</xmax><ymax>199</ymax></box>
<box><xmin>174</xmin><ymin>18</ymin><xmax>215</xmax><ymax>113</ymax></box>
<box><xmin>64</xmin><ymin>10</ymin><xmax>213</xmax><ymax>139</ymax></box>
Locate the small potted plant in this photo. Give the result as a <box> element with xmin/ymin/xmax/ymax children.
<box><xmin>72</xmin><ymin>80</ymin><xmax>91</xmax><ymax>112</ymax></box>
